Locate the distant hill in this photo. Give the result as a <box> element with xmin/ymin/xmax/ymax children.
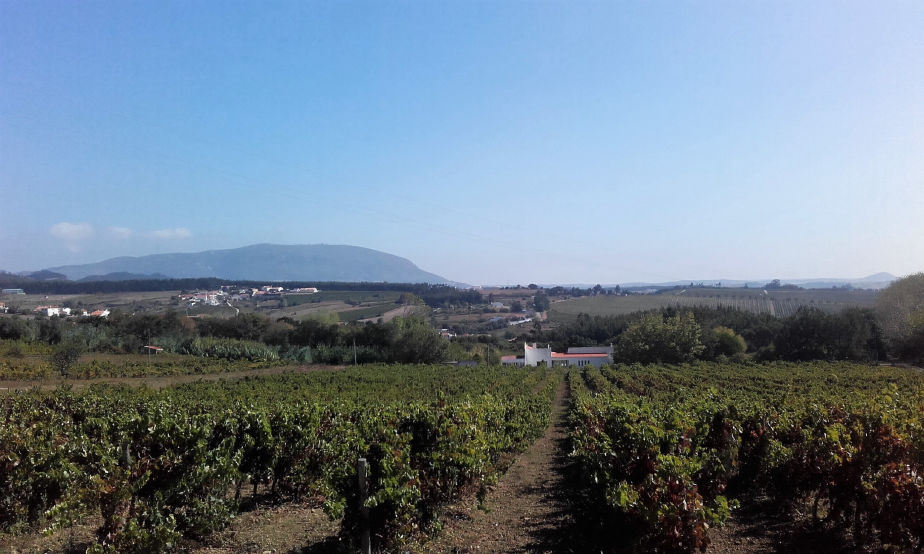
<box><xmin>76</xmin><ymin>272</ymin><xmax>171</xmax><ymax>282</ymax></box>
<box><xmin>22</xmin><ymin>270</ymin><xmax>68</xmax><ymax>281</ymax></box>
<box><xmin>552</xmin><ymin>273</ymin><xmax>899</xmax><ymax>291</ymax></box>
<box><xmin>616</xmin><ymin>273</ymin><xmax>898</xmax><ymax>291</ymax></box>
<box><xmin>0</xmin><ymin>270</ymin><xmax>67</xmax><ymax>284</ymax></box>
<box><xmin>44</xmin><ymin>244</ymin><xmax>455</xmax><ymax>284</ymax></box>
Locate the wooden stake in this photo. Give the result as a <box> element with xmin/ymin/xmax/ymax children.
<box><xmin>357</xmin><ymin>457</ymin><xmax>371</xmax><ymax>554</ymax></box>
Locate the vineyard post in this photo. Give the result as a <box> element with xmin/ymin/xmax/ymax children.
<box><xmin>357</xmin><ymin>457</ymin><xmax>371</xmax><ymax>554</ymax></box>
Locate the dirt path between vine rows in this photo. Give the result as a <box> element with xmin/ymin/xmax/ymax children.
<box><xmin>419</xmin><ymin>379</ymin><xmax>592</xmax><ymax>553</ymax></box>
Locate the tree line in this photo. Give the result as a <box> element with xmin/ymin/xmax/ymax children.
<box><xmin>528</xmin><ymin>274</ymin><xmax>924</xmax><ymax>365</ymax></box>
<box><xmin>529</xmin><ymin>305</ymin><xmax>887</xmax><ymax>364</ymax></box>
<box><xmin>0</xmin><ymin>310</ymin><xmax>449</xmax><ymax>366</ymax></box>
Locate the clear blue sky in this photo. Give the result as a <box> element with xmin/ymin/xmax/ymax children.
<box><xmin>2</xmin><ymin>1</ymin><xmax>922</xmax><ymax>285</ymax></box>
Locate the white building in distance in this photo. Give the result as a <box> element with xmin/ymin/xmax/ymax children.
<box><xmin>502</xmin><ymin>343</ymin><xmax>612</xmax><ymax>368</ymax></box>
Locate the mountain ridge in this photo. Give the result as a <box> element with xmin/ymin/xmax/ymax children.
<box><xmin>42</xmin><ymin>244</ymin><xmax>456</xmax><ymax>285</ymax></box>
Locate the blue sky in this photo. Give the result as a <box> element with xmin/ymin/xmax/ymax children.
<box><xmin>2</xmin><ymin>1</ymin><xmax>922</xmax><ymax>285</ymax></box>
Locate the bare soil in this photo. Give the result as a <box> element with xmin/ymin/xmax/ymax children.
<box><xmin>193</xmin><ymin>503</ymin><xmax>342</xmax><ymax>554</ymax></box>
<box><xmin>0</xmin><ymin>517</ymin><xmax>100</xmax><ymax>554</ymax></box>
<box><xmin>358</xmin><ymin>305</ymin><xmax>424</xmax><ymax>323</ymax></box>
<box><xmin>707</xmin><ymin>496</ymin><xmax>871</xmax><ymax>553</ymax></box>
<box><xmin>415</xmin><ymin>380</ymin><xmax>593</xmax><ymax>553</ymax></box>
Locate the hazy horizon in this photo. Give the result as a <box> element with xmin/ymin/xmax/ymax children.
<box><xmin>2</xmin><ymin>2</ymin><xmax>923</xmax><ymax>284</ymax></box>
<box><xmin>1</xmin><ymin>241</ymin><xmax>907</xmax><ymax>288</ymax></box>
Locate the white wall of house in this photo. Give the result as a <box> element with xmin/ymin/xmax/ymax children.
<box><xmin>524</xmin><ymin>343</ymin><xmax>553</xmax><ymax>366</ymax></box>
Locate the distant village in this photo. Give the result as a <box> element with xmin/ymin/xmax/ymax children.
<box><xmin>32</xmin><ymin>306</ymin><xmax>111</xmax><ymax>318</ymax></box>
<box><xmin>1</xmin><ymin>288</ymin><xmax>113</xmax><ymax>317</ymax></box>
<box><xmin>0</xmin><ymin>284</ymin><xmax>321</xmax><ymax>318</ymax></box>
<box><xmin>178</xmin><ymin>285</ymin><xmax>320</xmax><ymax>307</ymax></box>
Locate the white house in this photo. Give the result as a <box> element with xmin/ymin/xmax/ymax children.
<box><xmin>502</xmin><ymin>343</ymin><xmax>613</xmax><ymax>368</ymax></box>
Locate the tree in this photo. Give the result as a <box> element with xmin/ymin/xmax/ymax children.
<box><xmin>831</xmin><ymin>307</ymin><xmax>885</xmax><ymax>361</ymax></box>
<box><xmin>390</xmin><ymin>317</ymin><xmax>448</xmax><ymax>363</ymax></box>
<box><xmin>707</xmin><ymin>326</ymin><xmax>747</xmax><ymax>358</ymax></box>
<box><xmin>616</xmin><ymin>312</ymin><xmax>705</xmax><ymax>363</ymax></box>
<box><xmin>774</xmin><ymin>307</ymin><xmax>833</xmax><ymax>361</ymax></box>
<box><xmin>531</xmin><ymin>318</ymin><xmax>543</xmax><ymax>339</ymax></box>
<box><xmin>51</xmin><ymin>342</ymin><xmax>83</xmax><ymax>377</ymax></box>
<box><xmin>876</xmin><ymin>273</ymin><xmax>924</xmax><ymax>361</ymax></box>
<box><xmin>0</xmin><ymin>316</ymin><xmax>35</xmax><ymax>341</ymax></box>
<box><xmin>771</xmin><ymin>306</ymin><xmax>883</xmax><ymax>362</ymax></box>
<box><xmin>397</xmin><ymin>293</ymin><xmax>425</xmax><ymax>306</ymax></box>
<box><xmin>532</xmin><ymin>292</ymin><xmax>550</xmax><ymax>312</ymax></box>
<box><xmin>510</xmin><ymin>300</ymin><xmax>523</xmax><ymax>313</ymax></box>
<box><xmin>38</xmin><ymin>317</ymin><xmax>64</xmax><ymax>344</ymax></box>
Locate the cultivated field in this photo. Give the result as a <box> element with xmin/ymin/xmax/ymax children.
<box><xmin>2</xmin><ymin>288</ymin><xmax>422</xmax><ymax>323</ymax></box>
<box><xmin>0</xmin><ymin>364</ymin><xmax>556</xmax><ymax>552</ymax></box>
<box><xmin>221</xmin><ymin>290</ymin><xmax>414</xmax><ymax>322</ymax></box>
<box><xmin>549</xmin><ymin>287</ymin><xmax>878</xmax><ymax>322</ymax></box>
<box><xmin>569</xmin><ymin>361</ymin><xmax>924</xmax><ymax>552</ymax></box>
<box><xmin>3</xmin><ymin>360</ymin><xmax>920</xmax><ymax>552</ymax></box>
<box><xmin>0</xmin><ymin>290</ymin><xmax>179</xmax><ymax>313</ymax></box>
<box><xmin>0</xmin><ymin>348</ymin><xmax>298</xmax><ymax>384</ymax></box>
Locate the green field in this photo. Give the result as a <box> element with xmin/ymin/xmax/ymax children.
<box><xmin>252</xmin><ymin>290</ymin><xmax>406</xmax><ymax>321</ymax></box>
<box><xmin>282</xmin><ymin>290</ymin><xmax>402</xmax><ymax>306</ymax></box>
<box><xmin>549</xmin><ymin>287</ymin><xmax>878</xmax><ymax>322</ymax></box>
<box><xmin>0</xmin><ymin>290</ymin><xmax>179</xmax><ymax>313</ymax></box>
<box><xmin>335</xmin><ymin>302</ymin><xmax>400</xmax><ymax>322</ymax></box>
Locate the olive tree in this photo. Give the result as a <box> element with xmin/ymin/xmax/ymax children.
<box><xmin>51</xmin><ymin>342</ymin><xmax>83</xmax><ymax>377</ymax></box>
<box><xmin>616</xmin><ymin>312</ymin><xmax>705</xmax><ymax>363</ymax></box>
<box><xmin>876</xmin><ymin>273</ymin><xmax>924</xmax><ymax>361</ymax></box>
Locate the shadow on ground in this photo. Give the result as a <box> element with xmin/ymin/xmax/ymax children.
<box><xmin>290</xmin><ymin>536</ymin><xmax>350</xmax><ymax>554</ymax></box>
<box><xmin>520</xmin><ymin>421</ymin><xmax>613</xmax><ymax>553</ymax></box>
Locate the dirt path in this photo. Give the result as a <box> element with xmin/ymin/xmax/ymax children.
<box><xmin>421</xmin><ymin>380</ymin><xmax>583</xmax><ymax>553</ymax></box>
